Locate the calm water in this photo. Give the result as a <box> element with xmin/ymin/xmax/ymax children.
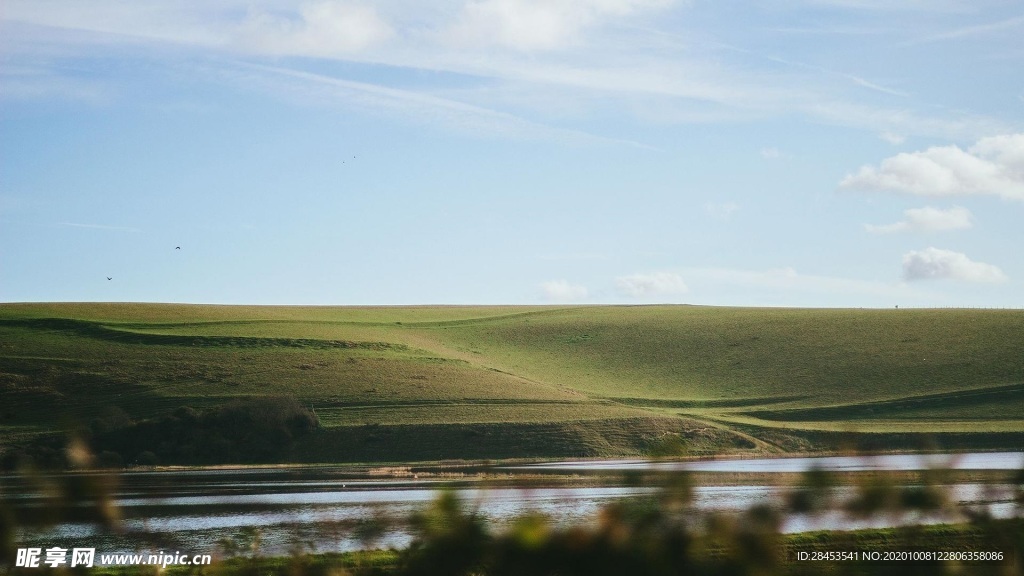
<box><xmin>5</xmin><ymin>452</ymin><xmax>1022</xmax><ymax>560</ymax></box>
<box><xmin>514</xmin><ymin>451</ymin><xmax>1024</xmax><ymax>472</ymax></box>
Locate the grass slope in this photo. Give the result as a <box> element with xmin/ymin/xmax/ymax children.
<box><xmin>2</xmin><ymin>303</ymin><xmax>1022</xmax><ymax>461</ymax></box>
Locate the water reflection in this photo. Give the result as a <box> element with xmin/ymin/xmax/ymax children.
<box><xmin>6</xmin><ymin>451</ymin><xmax>1022</xmax><ymax>559</ymax></box>
<box><xmin>516</xmin><ymin>451</ymin><xmax>1024</xmax><ymax>472</ymax></box>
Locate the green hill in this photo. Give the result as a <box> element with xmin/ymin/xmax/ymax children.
<box><xmin>2</xmin><ymin>303</ymin><xmax>1022</xmax><ymax>463</ymax></box>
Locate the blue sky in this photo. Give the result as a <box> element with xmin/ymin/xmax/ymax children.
<box><xmin>1</xmin><ymin>0</ymin><xmax>1022</xmax><ymax>307</ymax></box>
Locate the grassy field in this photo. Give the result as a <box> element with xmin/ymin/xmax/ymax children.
<box><xmin>1</xmin><ymin>303</ymin><xmax>1023</xmax><ymax>462</ymax></box>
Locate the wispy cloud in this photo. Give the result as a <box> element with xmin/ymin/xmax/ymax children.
<box><xmin>905</xmin><ymin>14</ymin><xmax>1024</xmax><ymax>45</ymax></box>
<box><xmin>1</xmin><ymin>1</ymin><xmax>228</xmax><ymax>47</ymax></box>
<box><xmin>902</xmin><ymin>247</ymin><xmax>1006</xmax><ymax>282</ymax></box>
<box><xmin>540</xmin><ymin>279</ymin><xmax>589</xmax><ymax>302</ymax></box>
<box><xmin>809</xmin><ymin>101</ymin><xmax>1012</xmax><ymax>142</ymax></box>
<box><xmin>704</xmin><ymin>201</ymin><xmax>741</xmax><ymax>219</ymax></box>
<box><xmin>233</xmin><ymin>2</ymin><xmax>395</xmax><ymax>56</ymax></box>
<box><xmin>2</xmin><ymin>0</ymin><xmax>1017</xmax><ymax>143</ymax></box>
<box><xmin>798</xmin><ymin>0</ymin><xmax>980</xmax><ymax>12</ymax></box>
<box><xmin>443</xmin><ymin>0</ymin><xmax>674</xmax><ymax>52</ymax></box>
<box><xmin>58</xmin><ymin>222</ymin><xmax>141</xmax><ymax>232</ymax></box>
<box><xmin>722</xmin><ymin>45</ymin><xmax>910</xmax><ymax>98</ymax></box>
<box><xmin>224</xmin><ymin>62</ymin><xmax>650</xmax><ymax>146</ymax></box>
<box><xmin>767</xmin><ymin>25</ymin><xmax>894</xmax><ymax>35</ymax></box>
<box><xmin>537</xmin><ymin>252</ymin><xmax>610</xmax><ymax>261</ymax></box>
<box><xmin>683</xmin><ymin>266</ymin><xmax>931</xmax><ymax>300</ymax></box>
<box><xmin>843</xmin><ymin>73</ymin><xmax>909</xmax><ymax>98</ymax></box>
<box><xmin>865</xmin><ymin>206</ymin><xmax>972</xmax><ymax>234</ymax></box>
<box><xmin>615</xmin><ymin>271</ymin><xmax>688</xmax><ymax>298</ymax></box>
<box><xmin>0</xmin><ymin>66</ymin><xmax>110</xmax><ymax>103</ymax></box>
<box><xmin>879</xmin><ymin>131</ymin><xmax>906</xmax><ymax>145</ymax></box>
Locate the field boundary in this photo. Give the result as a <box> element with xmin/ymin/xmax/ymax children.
<box><xmin>742</xmin><ymin>382</ymin><xmax>1024</xmax><ymax>421</ymax></box>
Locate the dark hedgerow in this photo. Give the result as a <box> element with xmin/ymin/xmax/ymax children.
<box><xmin>86</xmin><ymin>396</ymin><xmax>320</xmax><ymax>466</ymax></box>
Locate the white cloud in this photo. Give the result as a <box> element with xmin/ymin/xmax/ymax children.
<box><xmin>902</xmin><ymin>247</ymin><xmax>1006</xmax><ymax>282</ymax></box>
<box><xmin>446</xmin><ymin>0</ymin><xmax>673</xmax><ymax>51</ymax></box>
<box><xmin>865</xmin><ymin>205</ymin><xmax>972</xmax><ymax>234</ymax></box>
<box><xmin>615</xmin><ymin>272</ymin><xmax>688</xmax><ymax>298</ymax></box>
<box><xmin>2</xmin><ymin>0</ymin><xmax>1016</xmax><ymax>143</ymax></box>
<box><xmin>234</xmin><ymin>2</ymin><xmax>394</xmax><ymax>56</ymax></box>
<box><xmin>760</xmin><ymin>147</ymin><xmax>781</xmax><ymax>159</ymax></box>
<box><xmin>840</xmin><ymin>133</ymin><xmax>1024</xmax><ymax>200</ymax></box>
<box><xmin>540</xmin><ymin>279</ymin><xmax>589</xmax><ymax>301</ymax></box>
<box><xmin>704</xmin><ymin>201</ymin><xmax>740</xmax><ymax>219</ymax></box>
<box><xmin>880</xmin><ymin>131</ymin><xmax>905</xmax><ymax>145</ymax></box>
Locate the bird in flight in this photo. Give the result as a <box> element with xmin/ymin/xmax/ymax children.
<box><xmin>175</xmin><ymin>246</ymin><xmax>180</xmax><ymax>250</ymax></box>
<box><xmin>107</xmin><ymin>277</ymin><xmax>112</xmax><ymax>280</ymax></box>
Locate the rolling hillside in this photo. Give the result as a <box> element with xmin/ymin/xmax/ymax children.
<box><xmin>2</xmin><ymin>303</ymin><xmax>1022</xmax><ymax>462</ymax></box>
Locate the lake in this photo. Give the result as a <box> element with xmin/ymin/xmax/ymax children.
<box><xmin>511</xmin><ymin>451</ymin><xmax>1024</xmax><ymax>472</ymax></box>
<box><xmin>5</xmin><ymin>451</ymin><xmax>1022</xmax><ymax>560</ymax></box>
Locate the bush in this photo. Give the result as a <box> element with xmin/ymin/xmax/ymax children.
<box><xmin>88</xmin><ymin>396</ymin><xmax>319</xmax><ymax>466</ymax></box>
<box><xmin>95</xmin><ymin>450</ymin><xmax>124</xmax><ymax>469</ymax></box>
<box><xmin>88</xmin><ymin>406</ymin><xmax>133</xmax><ymax>436</ymax></box>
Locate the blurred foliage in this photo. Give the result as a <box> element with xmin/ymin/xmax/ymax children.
<box><xmin>0</xmin><ymin>437</ymin><xmax>121</xmax><ymax>569</ymax></box>
<box><xmin>1</xmin><ymin>441</ymin><xmax>1022</xmax><ymax>576</ymax></box>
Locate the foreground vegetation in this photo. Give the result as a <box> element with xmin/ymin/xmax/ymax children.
<box><xmin>2</xmin><ymin>445</ymin><xmax>1022</xmax><ymax>576</ymax></box>
<box><xmin>113</xmin><ymin>520</ymin><xmax>1024</xmax><ymax>576</ymax></box>
<box><xmin>2</xmin><ymin>303</ymin><xmax>1023</xmax><ymax>464</ymax></box>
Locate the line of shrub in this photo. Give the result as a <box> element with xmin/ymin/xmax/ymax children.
<box><xmin>0</xmin><ymin>397</ymin><xmax>319</xmax><ymax>469</ymax></box>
